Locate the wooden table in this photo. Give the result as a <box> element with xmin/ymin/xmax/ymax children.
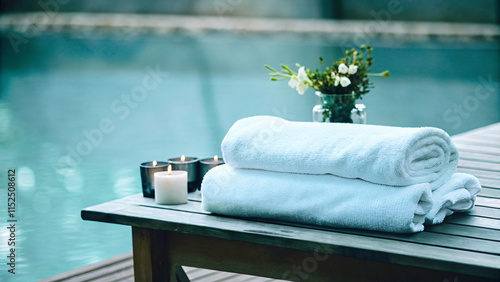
<box><xmin>82</xmin><ymin>123</ymin><xmax>500</xmax><ymax>282</ymax></box>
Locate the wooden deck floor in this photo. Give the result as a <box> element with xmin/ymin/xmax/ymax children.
<box><xmin>40</xmin><ymin>252</ymin><xmax>288</xmax><ymax>282</ymax></box>
<box><xmin>44</xmin><ymin>122</ymin><xmax>500</xmax><ymax>282</ymax></box>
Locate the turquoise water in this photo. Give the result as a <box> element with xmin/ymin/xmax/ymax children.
<box><xmin>0</xmin><ymin>31</ymin><xmax>499</xmax><ymax>281</ymax></box>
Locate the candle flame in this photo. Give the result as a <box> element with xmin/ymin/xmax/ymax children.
<box><xmin>214</xmin><ymin>155</ymin><xmax>219</xmax><ymax>162</ymax></box>
<box><xmin>180</xmin><ymin>155</ymin><xmax>185</xmax><ymax>162</ymax></box>
<box><xmin>168</xmin><ymin>165</ymin><xmax>172</xmax><ymax>175</ymax></box>
<box><xmin>152</xmin><ymin>160</ymin><xmax>157</xmax><ymax>166</ymax></box>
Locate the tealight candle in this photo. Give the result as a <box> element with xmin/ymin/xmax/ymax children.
<box><xmin>199</xmin><ymin>155</ymin><xmax>225</xmax><ymax>189</ymax></box>
<box><xmin>168</xmin><ymin>155</ymin><xmax>200</xmax><ymax>193</ymax></box>
<box><xmin>154</xmin><ymin>165</ymin><xmax>188</xmax><ymax>205</ymax></box>
<box><xmin>140</xmin><ymin>160</ymin><xmax>169</xmax><ymax>198</ymax></box>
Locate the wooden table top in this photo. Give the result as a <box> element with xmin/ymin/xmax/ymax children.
<box><xmin>82</xmin><ymin>123</ymin><xmax>500</xmax><ymax>280</ymax></box>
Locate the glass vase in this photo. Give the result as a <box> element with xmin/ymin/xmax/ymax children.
<box><xmin>312</xmin><ymin>91</ymin><xmax>366</xmax><ymax>124</ymax></box>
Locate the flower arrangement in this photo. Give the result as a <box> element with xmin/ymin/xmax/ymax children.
<box><xmin>266</xmin><ymin>45</ymin><xmax>389</xmax><ymax>122</ymax></box>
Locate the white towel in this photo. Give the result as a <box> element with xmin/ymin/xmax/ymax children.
<box><xmin>201</xmin><ymin>165</ymin><xmax>433</xmax><ymax>233</ymax></box>
<box><xmin>425</xmin><ymin>173</ymin><xmax>481</xmax><ymax>225</ymax></box>
<box><xmin>222</xmin><ymin>116</ymin><xmax>458</xmax><ymax>190</ymax></box>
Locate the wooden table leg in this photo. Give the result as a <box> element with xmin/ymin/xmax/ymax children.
<box><xmin>132</xmin><ymin>227</ymin><xmax>178</xmax><ymax>281</ymax></box>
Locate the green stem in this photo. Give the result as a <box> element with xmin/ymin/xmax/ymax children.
<box><xmin>265</xmin><ymin>65</ymin><xmax>278</xmax><ymax>72</ymax></box>
<box><xmin>281</xmin><ymin>64</ymin><xmax>295</xmax><ymax>75</ymax></box>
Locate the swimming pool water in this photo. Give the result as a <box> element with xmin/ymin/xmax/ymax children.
<box><xmin>0</xmin><ymin>31</ymin><xmax>498</xmax><ymax>281</ymax></box>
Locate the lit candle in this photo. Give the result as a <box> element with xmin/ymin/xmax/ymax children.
<box><xmin>199</xmin><ymin>155</ymin><xmax>225</xmax><ymax>189</ymax></box>
<box><xmin>154</xmin><ymin>165</ymin><xmax>188</xmax><ymax>205</ymax></box>
<box><xmin>140</xmin><ymin>160</ymin><xmax>169</xmax><ymax>198</ymax></box>
<box><xmin>168</xmin><ymin>155</ymin><xmax>200</xmax><ymax>192</ymax></box>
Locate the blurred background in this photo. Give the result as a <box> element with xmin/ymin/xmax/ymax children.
<box><xmin>0</xmin><ymin>1</ymin><xmax>499</xmax><ymax>281</ymax></box>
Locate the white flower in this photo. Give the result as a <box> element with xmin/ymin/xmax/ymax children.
<box><xmin>288</xmin><ymin>66</ymin><xmax>311</xmax><ymax>95</ymax></box>
<box><xmin>297</xmin><ymin>66</ymin><xmax>310</xmax><ymax>83</ymax></box>
<box><xmin>338</xmin><ymin>63</ymin><xmax>348</xmax><ymax>74</ymax></box>
<box><xmin>288</xmin><ymin>74</ymin><xmax>298</xmax><ymax>88</ymax></box>
<box><xmin>348</xmin><ymin>65</ymin><xmax>358</xmax><ymax>74</ymax></box>
<box><xmin>334</xmin><ymin>75</ymin><xmax>340</xmax><ymax>86</ymax></box>
<box><xmin>296</xmin><ymin>80</ymin><xmax>309</xmax><ymax>95</ymax></box>
<box><xmin>340</xmin><ymin>77</ymin><xmax>351</xmax><ymax>87</ymax></box>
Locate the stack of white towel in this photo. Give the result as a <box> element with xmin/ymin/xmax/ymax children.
<box><xmin>201</xmin><ymin>116</ymin><xmax>481</xmax><ymax>233</ymax></box>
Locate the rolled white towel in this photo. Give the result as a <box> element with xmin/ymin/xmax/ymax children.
<box><xmin>201</xmin><ymin>165</ymin><xmax>433</xmax><ymax>233</ymax></box>
<box><xmin>222</xmin><ymin>116</ymin><xmax>458</xmax><ymax>190</ymax></box>
<box><xmin>426</xmin><ymin>173</ymin><xmax>482</xmax><ymax>225</ymax></box>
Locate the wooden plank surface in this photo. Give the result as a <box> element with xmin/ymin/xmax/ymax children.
<box><xmin>478</xmin><ymin>188</ymin><xmax>500</xmax><ymax>198</ymax></box>
<box><xmin>457</xmin><ymin>151</ymin><xmax>500</xmax><ymax>164</ymax></box>
<box><xmin>472</xmin><ymin>178</ymin><xmax>500</xmax><ymax>188</ymax></box>
<box><xmin>41</xmin><ymin>252</ymin><xmax>285</xmax><ymax>282</ymax></box>
<box><xmin>116</xmin><ymin>193</ymin><xmax>500</xmax><ymax>254</ymax></box>
<box><xmin>455</xmin><ymin>143</ymin><xmax>500</xmax><ymax>156</ymax></box>
<box><xmin>81</xmin><ymin>122</ymin><xmax>500</xmax><ymax>280</ymax></box>
<box><xmin>82</xmin><ymin>198</ymin><xmax>500</xmax><ymax>279</ymax></box>
<box><xmin>458</xmin><ymin>159</ymin><xmax>500</xmax><ymax>172</ymax></box>
<box><xmin>39</xmin><ymin>253</ymin><xmax>134</xmax><ymax>282</ymax></box>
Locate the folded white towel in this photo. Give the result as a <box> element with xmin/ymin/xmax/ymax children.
<box><xmin>425</xmin><ymin>173</ymin><xmax>481</xmax><ymax>225</ymax></box>
<box><xmin>201</xmin><ymin>165</ymin><xmax>433</xmax><ymax>233</ymax></box>
<box><xmin>222</xmin><ymin>116</ymin><xmax>458</xmax><ymax>190</ymax></box>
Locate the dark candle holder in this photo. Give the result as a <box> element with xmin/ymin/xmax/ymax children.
<box><xmin>168</xmin><ymin>156</ymin><xmax>200</xmax><ymax>193</ymax></box>
<box><xmin>140</xmin><ymin>161</ymin><xmax>169</xmax><ymax>198</ymax></box>
<box><xmin>199</xmin><ymin>156</ymin><xmax>224</xmax><ymax>190</ymax></box>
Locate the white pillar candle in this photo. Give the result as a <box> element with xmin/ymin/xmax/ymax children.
<box><xmin>154</xmin><ymin>166</ymin><xmax>188</xmax><ymax>205</ymax></box>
